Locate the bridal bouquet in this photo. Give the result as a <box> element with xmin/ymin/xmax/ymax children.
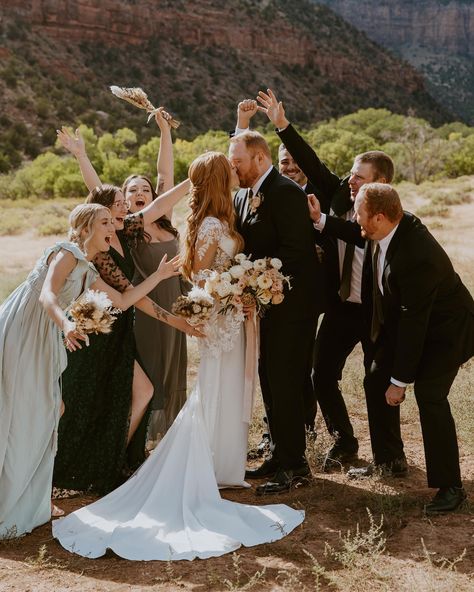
<box><xmin>171</xmin><ymin>286</ymin><xmax>214</xmax><ymax>326</ymax></box>
<box><xmin>203</xmin><ymin>253</ymin><xmax>290</xmax><ymax>316</ymax></box>
<box><xmin>68</xmin><ymin>290</ymin><xmax>121</xmax><ymax>343</ymax></box>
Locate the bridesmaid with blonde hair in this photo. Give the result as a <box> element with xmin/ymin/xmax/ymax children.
<box><xmin>0</xmin><ymin>203</ymin><xmax>179</xmax><ymax>539</ymax></box>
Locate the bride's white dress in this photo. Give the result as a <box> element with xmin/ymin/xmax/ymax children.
<box><xmin>53</xmin><ymin>217</ymin><xmax>304</xmax><ymax>561</ymax></box>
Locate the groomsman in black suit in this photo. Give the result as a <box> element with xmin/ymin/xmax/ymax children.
<box><xmin>309</xmin><ymin>183</ymin><xmax>473</xmax><ymax>513</ymax></box>
<box><xmin>257</xmin><ymin>89</ymin><xmax>405</xmax><ymax>474</ymax></box>
<box><xmin>229</xmin><ymin>131</ymin><xmax>324</xmax><ymax>494</ymax></box>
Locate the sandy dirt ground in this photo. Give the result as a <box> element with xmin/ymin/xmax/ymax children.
<box><xmin>0</xmin><ymin>201</ymin><xmax>473</xmax><ymax>591</ymax></box>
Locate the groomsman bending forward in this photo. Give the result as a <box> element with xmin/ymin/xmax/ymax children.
<box><xmin>310</xmin><ymin>183</ymin><xmax>474</xmax><ymax>513</ymax></box>
<box><xmin>229</xmin><ymin>131</ymin><xmax>325</xmax><ymax>494</ymax></box>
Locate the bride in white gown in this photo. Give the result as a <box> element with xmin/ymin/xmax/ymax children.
<box><xmin>53</xmin><ymin>152</ymin><xmax>304</xmax><ymax>561</ymax></box>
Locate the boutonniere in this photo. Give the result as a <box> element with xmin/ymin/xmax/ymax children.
<box><xmin>249</xmin><ymin>191</ymin><xmax>264</xmax><ymax>215</ymax></box>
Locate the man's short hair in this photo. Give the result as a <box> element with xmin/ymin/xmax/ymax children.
<box><xmin>359</xmin><ymin>183</ymin><xmax>403</xmax><ymax>222</ymax></box>
<box><xmin>230</xmin><ymin>131</ymin><xmax>271</xmax><ymax>159</ymax></box>
<box><xmin>354</xmin><ymin>151</ymin><xmax>395</xmax><ymax>183</ymax></box>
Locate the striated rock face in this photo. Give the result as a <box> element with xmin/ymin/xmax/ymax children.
<box><xmin>317</xmin><ymin>0</ymin><xmax>474</xmax><ymax>123</ymax></box>
<box><xmin>318</xmin><ymin>0</ymin><xmax>474</xmax><ymax>57</ymax></box>
<box><xmin>0</xmin><ymin>0</ymin><xmax>452</xmax><ymax>165</ymax></box>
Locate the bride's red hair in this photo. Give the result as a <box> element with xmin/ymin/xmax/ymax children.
<box><xmin>182</xmin><ymin>152</ymin><xmax>243</xmax><ymax>281</ymax></box>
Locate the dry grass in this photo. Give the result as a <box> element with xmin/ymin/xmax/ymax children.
<box><xmin>0</xmin><ymin>177</ymin><xmax>473</xmax><ymax>591</ymax></box>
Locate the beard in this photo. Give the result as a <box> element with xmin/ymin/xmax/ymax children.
<box><xmin>238</xmin><ymin>161</ymin><xmax>260</xmax><ymax>188</ymax></box>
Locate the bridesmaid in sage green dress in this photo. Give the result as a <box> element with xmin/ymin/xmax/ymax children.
<box><xmin>0</xmin><ymin>204</ymin><xmax>178</xmax><ymax>539</ymax></box>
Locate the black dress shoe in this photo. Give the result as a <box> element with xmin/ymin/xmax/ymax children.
<box><xmin>255</xmin><ymin>465</ymin><xmax>312</xmax><ymax>496</ymax></box>
<box><xmin>424</xmin><ymin>487</ymin><xmax>467</xmax><ymax>515</ymax></box>
<box><xmin>245</xmin><ymin>456</ymin><xmax>280</xmax><ymax>479</ymax></box>
<box><xmin>323</xmin><ymin>445</ymin><xmax>358</xmax><ymax>473</ymax></box>
<box><xmin>347</xmin><ymin>457</ymin><xmax>408</xmax><ymax>479</ymax></box>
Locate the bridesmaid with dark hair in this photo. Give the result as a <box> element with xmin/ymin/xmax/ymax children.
<box><xmin>52</xmin><ymin>180</ymin><xmax>198</xmax><ymax>495</ymax></box>
<box><xmin>56</xmin><ymin>109</ymin><xmax>189</xmax><ymax>449</ymax></box>
<box><xmin>124</xmin><ymin>172</ymin><xmax>188</xmax><ymax>447</ymax></box>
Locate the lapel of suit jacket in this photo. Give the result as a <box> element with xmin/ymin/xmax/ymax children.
<box><xmin>259</xmin><ymin>166</ymin><xmax>279</xmax><ymax>195</ymax></box>
<box><xmin>234</xmin><ymin>188</ymin><xmax>248</xmax><ymax>228</ymax></box>
<box><xmin>381</xmin><ymin>213</ymin><xmax>414</xmax><ymax>291</ymax></box>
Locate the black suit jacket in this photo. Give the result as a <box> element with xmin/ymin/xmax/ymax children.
<box><xmin>277</xmin><ymin>124</ymin><xmax>353</xmax><ymax>304</ymax></box>
<box><xmin>323</xmin><ymin>212</ymin><xmax>474</xmax><ymax>382</ymax></box>
<box><xmin>234</xmin><ymin>167</ymin><xmax>324</xmax><ymax>321</ymax></box>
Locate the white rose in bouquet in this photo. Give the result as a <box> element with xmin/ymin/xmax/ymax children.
<box><xmin>234</xmin><ymin>253</ymin><xmax>247</xmax><ymax>263</ymax></box>
<box><xmin>254</xmin><ymin>259</ymin><xmax>266</xmax><ymax>272</ymax></box>
<box><xmin>229</xmin><ymin>264</ymin><xmax>245</xmax><ymax>279</ymax></box>
<box><xmin>220</xmin><ymin>271</ymin><xmax>232</xmax><ymax>283</ymax></box>
<box><xmin>216</xmin><ymin>280</ymin><xmax>233</xmax><ymax>297</ymax></box>
<box><xmin>257</xmin><ymin>274</ymin><xmax>273</xmax><ymax>289</ymax></box>
<box><xmin>258</xmin><ymin>289</ymin><xmax>272</xmax><ymax>305</ymax></box>
<box><xmin>270</xmin><ymin>258</ymin><xmax>283</xmax><ymax>270</ymax></box>
<box><xmin>248</xmin><ymin>273</ymin><xmax>259</xmax><ymax>288</ymax></box>
<box><xmin>241</xmin><ymin>260</ymin><xmax>253</xmax><ymax>271</ymax></box>
<box><xmin>192</xmin><ymin>304</ymin><xmax>202</xmax><ymax>313</ymax></box>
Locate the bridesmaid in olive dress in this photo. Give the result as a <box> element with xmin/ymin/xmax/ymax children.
<box><xmin>126</xmin><ymin>174</ymin><xmax>188</xmax><ymax>446</ymax></box>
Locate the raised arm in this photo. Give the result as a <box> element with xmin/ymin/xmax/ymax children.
<box><xmin>93</xmin><ymin>252</ymin><xmax>202</xmax><ymax>336</ymax></box>
<box><xmin>137</xmin><ymin>179</ymin><xmax>191</xmax><ymax>226</ymax></box>
<box><xmin>57</xmin><ymin>127</ymin><xmax>102</xmax><ymax>192</ymax></box>
<box><xmin>155</xmin><ymin>108</ymin><xmax>174</xmax><ymax>198</ymax></box>
<box><xmin>91</xmin><ymin>253</ymin><xmax>180</xmax><ymax>311</ymax></box>
<box><xmin>257</xmin><ymin>89</ymin><xmax>342</xmax><ymax>203</ymax></box>
<box><xmin>235</xmin><ymin>99</ymin><xmax>259</xmax><ymax>132</ymax></box>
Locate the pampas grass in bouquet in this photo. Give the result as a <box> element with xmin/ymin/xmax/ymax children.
<box><xmin>172</xmin><ymin>286</ymin><xmax>214</xmax><ymax>326</ymax></box>
<box><xmin>69</xmin><ymin>289</ymin><xmax>121</xmax><ymax>345</ymax></box>
<box><xmin>110</xmin><ymin>86</ymin><xmax>180</xmax><ymax>128</ymax></box>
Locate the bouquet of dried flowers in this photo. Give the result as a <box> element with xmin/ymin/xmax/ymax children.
<box><xmin>171</xmin><ymin>286</ymin><xmax>214</xmax><ymax>326</ymax></box>
<box><xmin>110</xmin><ymin>86</ymin><xmax>180</xmax><ymax>128</ymax></box>
<box><xmin>68</xmin><ymin>289</ymin><xmax>121</xmax><ymax>345</ymax></box>
<box><xmin>203</xmin><ymin>253</ymin><xmax>290</xmax><ymax>316</ymax></box>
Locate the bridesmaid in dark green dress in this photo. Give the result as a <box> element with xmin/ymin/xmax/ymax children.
<box><xmin>53</xmin><ymin>183</ymin><xmax>196</xmax><ymax>495</ymax></box>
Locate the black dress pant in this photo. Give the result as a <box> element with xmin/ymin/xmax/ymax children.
<box><xmin>259</xmin><ymin>315</ymin><xmax>318</xmax><ymax>469</ymax></box>
<box><xmin>415</xmin><ymin>368</ymin><xmax>462</xmax><ymax>488</ymax></box>
<box><xmin>312</xmin><ymin>301</ymin><xmax>365</xmax><ymax>451</ymax></box>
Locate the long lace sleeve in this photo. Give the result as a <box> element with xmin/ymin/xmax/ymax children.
<box><xmin>196</xmin><ymin>217</ymin><xmax>223</xmax><ymax>263</ymax></box>
<box><xmin>123</xmin><ymin>213</ymin><xmax>145</xmax><ymax>249</ymax></box>
<box><xmin>93</xmin><ymin>252</ymin><xmax>131</xmax><ymax>293</ymax></box>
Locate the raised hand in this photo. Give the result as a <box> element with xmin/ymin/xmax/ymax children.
<box><xmin>154</xmin><ymin>107</ymin><xmax>173</xmax><ymax>131</ymax></box>
<box><xmin>56</xmin><ymin>126</ymin><xmax>86</xmax><ymax>158</ymax></box>
<box><xmin>307</xmin><ymin>194</ymin><xmax>322</xmax><ymax>224</ymax></box>
<box><xmin>237</xmin><ymin>99</ymin><xmax>258</xmax><ymax>129</ymax></box>
<box><xmin>257</xmin><ymin>88</ymin><xmax>289</xmax><ymax>130</ymax></box>
<box><xmin>156</xmin><ymin>253</ymin><xmax>181</xmax><ymax>282</ymax></box>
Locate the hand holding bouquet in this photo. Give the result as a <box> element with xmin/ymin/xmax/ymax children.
<box><xmin>171</xmin><ymin>286</ymin><xmax>214</xmax><ymax>327</ymax></box>
<box><xmin>204</xmin><ymin>253</ymin><xmax>290</xmax><ymax>316</ymax></box>
<box><xmin>66</xmin><ymin>289</ymin><xmax>120</xmax><ymax>350</ymax></box>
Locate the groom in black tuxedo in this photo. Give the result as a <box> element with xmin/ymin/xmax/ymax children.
<box><xmin>229</xmin><ymin>131</ymin><xmax>324</xmax><ymax>494</ymax></box>
<box><xmin>310</xmin><ymin>183</ymin><xmax>474</xmax><ymax>513</ymax></box>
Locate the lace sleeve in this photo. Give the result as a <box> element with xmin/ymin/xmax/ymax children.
<box><xmin>196</xmin><ymin>217</ymin><xmax>223</xmax><ymax>263</ymax></box>
<box><xmin>93</xmin><ymin>252</ymin><xmax>131</xmax><ymax>293</ymax></box>
<box><xmin>123</xmin><ymin>213</ymin><xmax>145</xmax><ymax>249</ymax></box>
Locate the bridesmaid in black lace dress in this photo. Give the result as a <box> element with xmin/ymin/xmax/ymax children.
<box><xmin>53</xmin><ymin>183</ymin><xmax>196</xmax><ymax>495</ymax></box>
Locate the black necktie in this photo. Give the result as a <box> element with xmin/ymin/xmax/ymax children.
<box><xmin>371</xmin><ymin>243</ymin><xmax>384</xmax><ymax>342</ymax></box>
<box><xmin>339</xmin><ymin>243</ymin><xmax>355</xmax><ymax>302</ymax></box>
